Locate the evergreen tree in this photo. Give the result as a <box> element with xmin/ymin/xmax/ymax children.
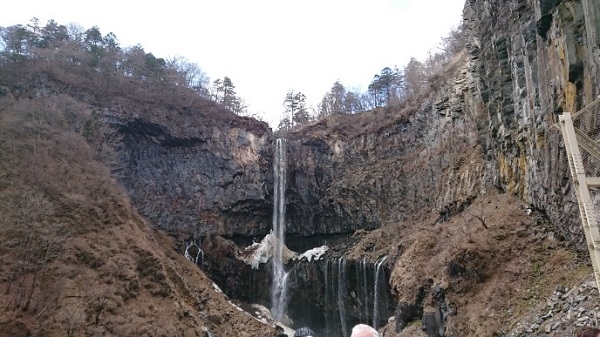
<box><xmin>208</xmin><ymin>76</ymin><xmax>246</xmax><ymax>114</ymax></box>
<box><xmin>38</xmin><ymin>20</ymin><xmax>69</xmax><ymax>48</ymax></box>
<box><xmin>330</xmin><ymin>81</ymin><xmax>346</xmax><ymax>115</ymax></box>
<box><xmin>344</xmin><ymin>91</ymin><xmax>362</xmax><ymax>113</ymax></box>
<box><xmin>292</xmin><ymin>92</ymin><xmax>310</xmax><ymax>126</ymax></box>
<box><xmin>84</xmin><ymin>26</ymin><xmax>104</xmax><ymax>66</ymax></box>
<box><xmin>0</xmin><ymin>24</ymin><xmax>33</xmax><ymax>62</ymax></box>
<box><xmin>221</xmin><ymin>76</ymin><xmax>237</xmax><ymax>111</ymax></box>
<box><xmin>284</xmin><ymin>90</ymin><xmax>298</xmax><ymax>130</ymax></box>
<box><xmin>368</xmin><ymin>67</ymin><xmax>403</xmax><ymax>107</ymax></box>
<box><xmin>318</xmin><ymin>81</ymin><xmax>351</xmax><ymax>116</ymax></box>
<box><xmin>283</xmin><ymin>90</ymin><xmax>310</xmax><ymax>130</ymax></box>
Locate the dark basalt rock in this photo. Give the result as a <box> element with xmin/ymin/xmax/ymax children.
<box><xmin>112</xmin><ymin>116</ymin><xmax>274</xmax><ymax>237</ymax></box>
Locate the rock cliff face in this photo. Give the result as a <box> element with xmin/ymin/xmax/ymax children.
<box><xmin>279</xmin><ymin>0</ymin><xmax>600</xmax><ymax>242</ymax></box>
<box><xmin>36</xmin><ymin>1</ymin><xmax>595</xmax><ymax>245</ymax></box>
<box><xmin>0</xmin><ymin>93</ymin><xmax>279</xmax><ymax>337</ymax></box>
<box><xmin>462</xmin><ymin>0</ymin><xmax>600</xmax><ymax>239</ymax></box>
<box><xmin>111</xmin><ymin>108</ymin><xmax>274</xmax><ymax>237</ymax></box>
<box><xmin>105</xmin><ymin>0</ymin><xmax>600</xmax><ymax>336</ymax></box>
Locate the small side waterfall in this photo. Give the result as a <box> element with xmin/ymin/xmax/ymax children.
<box><xmin>324</xmin><ymin>259</ymin><xmax>335</xmax><ymax>335</ymax></box>
<box><xmin>337</xmin><ymin>257</ymin><xmax>348</xmax><ymax>337</ymax></box>
<box><xmin>318</xmin><ymin>255</ymin><xmax>394</xmax><ymax>337</ymax></box>
<box><xmin>359</xmin><ymin>258</ymin><xmax>370</xmax><ymax>324</ymax></box>
<box><xmin>373</xmin><ymin>256</ymin><xmax>388</xmax><ymax>329</ymax></box>
<box><xmin>322</xmin><ymin>257</ymin><xmax>349</xmax><ymax>337</ymax></box>
<box><xmin>271</xmin><ymin>138</ymin><xmax>288</xmax><ymax>322</ymax></box>
<box><xmin>184</xmin><ymin>239</ymin><xmax>204</xmax><ymax>266</ymax></box>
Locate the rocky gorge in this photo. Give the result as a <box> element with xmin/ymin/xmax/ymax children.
<box><xmin>103</xmin><ymin>0</ymin><xmax>600</xmax><ymax>335</ymax></box>
<box><xmin>2</xmin><ymin>0</ymin><xmax>600</xmax><ymax>336</ymax></box>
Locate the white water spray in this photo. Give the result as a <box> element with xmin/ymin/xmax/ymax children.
<box><xmin>271</xmin><ymin>138</ymin><xmax>289</xmax><ymax>322</ymax></box>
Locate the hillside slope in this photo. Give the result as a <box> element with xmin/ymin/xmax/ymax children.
<box><xmin>0</xmin><ymin>94</ymin><xmax>277</xmax><ymax>336</ymax></box>
<box><xmin>2</xmin><ymin>0</ymin><xmax>600</xmax><ymax>335</ymax></box>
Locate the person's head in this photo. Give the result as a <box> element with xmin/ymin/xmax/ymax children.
<box><xmin>350</xmin><ymin>324</ymin><xmax>379</xmax><ymax>337</ymax></box>
<box><xmin>293</xmin><ymin>327</ymin><xmax>315</xmax><ymax>337</ymax></box>
<box><xmin>577</xmin><ymin>327</ymin><xmax>600</xmax><ymax>337</ymax></box>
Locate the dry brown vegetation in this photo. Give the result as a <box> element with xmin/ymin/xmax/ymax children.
<box><xmin>0</xmin><ymin>22</ymin><xmax>277</xmax><ymax>335</ymax></box>
<box><xmin>0</xmin><ymin>20</ymin><xmax>269</xmax><ymax>139</ymax></box>
<box><xmin>349</xmin><ymin>190</ymin><xmax>591</xmax><ymax>336</ymax></box>
<box><xmin>0</xmin><ymin>60</ymin><xmax>269</xmax><ymax>138</ymax></box>
<box><xmin>286</xmin><ymin>49</ymin><xmax>594</xmax><ymax>335</ymax></box>
<box><xmin>0</xmin><ymin>94</ymin><xmax>276</xmax><ymax>336</ymax></box>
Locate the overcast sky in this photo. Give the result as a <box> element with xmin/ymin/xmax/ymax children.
<box><xmin>1</xmin><ymin>0</ymin><xmax>465</xmax><ymax>127</ymax></box>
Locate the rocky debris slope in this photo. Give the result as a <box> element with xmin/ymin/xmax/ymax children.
<box><xmin>346</xmin><ymin>190</ymin><xmax>591</xmax><ymax>337</ymax></box>
<box><xmin>506</xmin><ymin>275</ymin><xmax>600</xmax><ymax>336</ymax></box>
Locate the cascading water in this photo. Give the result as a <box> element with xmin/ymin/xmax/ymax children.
<box><xmin>271</xmin><ymin>138</ymin><xmax>289</xmax><ymax>322</ymax></box>
<box><xmin>324</xmin><ymin>260</ymin><xmax>333</xmax><ymax>335</ymax></box>
<box><xmin>373</xmin><ymin>256</ymin><xmax>388</xmax><ymax>329</ymax></box>
<box><xmin>317</xmin><ymin>255</ymin><xmax>394</xmax><ymax>337</ymax></box>
<box><xmin>337</xmin><ymin>257</ymin><xmax>348</xmax><ymax>337</ymax></box>
<box><xmin>184</xmin><ymin>239</ymin><xmax>204</xmax><ymax>266</ymax></box>
<box><xmin>359</xmin><ymin>258</ymin><xmax>370</xmax><ymax>324</ymax></box>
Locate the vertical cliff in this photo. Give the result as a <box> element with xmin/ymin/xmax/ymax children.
<box><xmin>14</xmin><ymin>4</ymin><xmax>600</xmax><ymax>336</ymax></box>
<box><xmin>279</xmin><ymin>0</ymin><xmax>600</xmax><ymax>242</ymax></box>
<box><xmin>67</xmin><ymin>0</ymin><xmax>600</xmax><ymax>334</ymax></box>
<box><xmin>109</xmin><ymin>101</ymin><xmax>275</xmax><ymax>237</ymax></box>
<box><xmin>462</xmin><ymin>0</ymin><xmax>600</xmax><ymax>238</ymax></box>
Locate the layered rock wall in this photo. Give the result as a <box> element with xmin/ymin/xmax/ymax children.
<box><xmin>110</xmin><ymin>0</ymin><xmax>600</xmax><ymax>244</ymax></box>
<box><xmin>112</xmin><ymin>115</ymin><xmax>274</xmax><ymax>237</ymax></box>
<box><xmin>462</xmin><ymin>0</ymin><xmax>600</xmax><ymax>238</ymax></box>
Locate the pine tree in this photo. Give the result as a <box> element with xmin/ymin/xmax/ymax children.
<box><xmin>283</xmin><ymin>90</ymin><xmax>310</xmax><ymax>130</ymax></box>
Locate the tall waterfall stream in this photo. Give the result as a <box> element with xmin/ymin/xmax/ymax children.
<box><xmin>271</xmin><ymin>138</ymin><xmax>289</xmax><ymax>322</ymax></box>
<box><xmin>192</xmin><ymin>138</ymin><xmax>395</xmax><ymax>337</ymax></box>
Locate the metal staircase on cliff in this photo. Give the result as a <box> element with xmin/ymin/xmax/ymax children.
<box><xmin>558</xmin><ymin>96</ymin><xmax>600</xmax><ymax>291</ymax></box>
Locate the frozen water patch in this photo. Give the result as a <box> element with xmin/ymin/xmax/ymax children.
<box><xmin>237</xmin><ymin>233</ymin><xmax>329</xmax><ymax>268</ymax></box>
<box><xmin>298</xmin><ymin>245</ymin><xmax>329</xmax><ymax>262</ymax></box>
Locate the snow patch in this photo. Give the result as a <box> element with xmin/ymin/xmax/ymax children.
<box><xmin>298</xmin><ymin>246</ymin><xmax>329</xmax><ymax>261</ymax></box>
<box><xmin>237</xmin><ymin>231</ymin><xmax>328</xmax><ymax>268</ymax></box>
<box><xmin>212</xmin><ymin>282</ymin><xmax>222</xmax><ymax>293</ymax></box>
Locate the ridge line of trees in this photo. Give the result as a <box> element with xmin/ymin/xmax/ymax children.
<box><xmin>0</xmin><ymin>18</ymin><xmax>249</xmax><ymax>116</ymax></box>
<box><xmin>277</xmin><ymin>21</ymin><xmax>465</xmax><ymax>132</ymax></box>
<box><xmin>0</xmin><ymin>17</ymin><xmax>465</xmax><ymax>132</ymax></box>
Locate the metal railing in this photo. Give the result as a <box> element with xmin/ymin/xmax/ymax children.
<box><xmin>558</xmin><ymin>96</ymin><xmax>600</xmax><ymax>291</ymax></box>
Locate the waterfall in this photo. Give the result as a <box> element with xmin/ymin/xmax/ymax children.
<box><xmin>337</xmin><ymin>257</ymin><xmax>348</xmax><ymax>337</ymax></box>
<box><xmin>184</xmin><ymin>240</ymin><xmax>203</xmax><ymax>266</ymax></box>
<box><xmin>323</xmin><ymin>260</ymin><xmax>333</xmax><ymax>332</ymax></box>
<box><xmin>324</xmin><ymin>259</ymin><xmax>334</xmax><ymax>336</ymax></box>
<box><xmin>373</xmin><ymin>256</ymin><xmax>388</xmax><ymax>329</ymax></box>
<box><xmin>271</xmin><ymin>138</ymin><xmax>288</xmax><ymax>322</ymax></box>
<box><xmin>360</xmin><ymin>258</ymin><xmax>370</xmax><ymax>324</ymax></box>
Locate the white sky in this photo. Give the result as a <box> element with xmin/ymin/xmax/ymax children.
<box><xmin>1</xmin><ymin>0</ymin><xmax>465</xmax><ymax>127</ymax></box>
